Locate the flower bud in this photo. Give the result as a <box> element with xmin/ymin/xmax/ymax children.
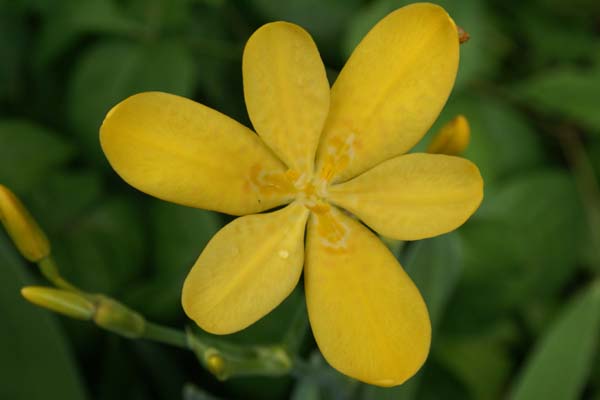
<box><xmin>93</xmin><ymin>296</ymin><xmax>146</xmax><ymax>338</ymax></box>
<box><xmin>204</xmin><ymin>348</ymin><xmax>227</xmax><ymax>379</ymax></box>
<box><xmin>0</xmin><ymin>185</ymin><xmax>50</xmax><ymax>262</ymax></box>
<box><xmin>427</xmin><ymin>114</ymin><xmax>470</xmax><ymax>156</ymax></box>
<box><xmin>21</xmin><ymin>286</ymin><xmax>95</xmax><ymax>320</ymax></box>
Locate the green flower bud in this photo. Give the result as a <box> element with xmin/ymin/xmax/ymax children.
<box><xmin>93</xmin><ymin>296</ymin><xmax>146</xmax><ymax>338</ymax></box>
<box><xmin>21</xmin><ymin>286</ymin><xmax>95</xmax><ymax>320</ymax></box>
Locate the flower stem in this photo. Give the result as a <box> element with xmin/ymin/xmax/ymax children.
<box><xmin>143</xmin><ymin>321</ymin><xmax>190</xmax><ymax>349</ymax></box>
<box><xmin>37</xmin><ymin>257</ymin><xmax>80</xmax><ymax>292</ymax></box>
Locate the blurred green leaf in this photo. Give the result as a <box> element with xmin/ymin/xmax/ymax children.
<box><xmin>0</xmin><ymin>5</ymin><xmax>27</xmax><ymax>102</ymax></box>
<box><xmin>447</xmin><ymin>170</ymin><xmax>584</xmax><ymax>333</ymax></box>
<box><xmin>518</xmin><ymin>7</ymin><xmax>600</xmax><ymax>67</ymax></box>
<box><xmin>28</xmin><ymin>170</ymin><xmax>104</xmax><ymax>233</ymax></box>
<box><xmin>249</xmin><ymin>0</ymin><xmax>362</xmax><ymax>63</ymax></box>
<box><xmin>417</xmin><ymin>359</ymin><xmax>470</xmax><ymax>400</ymax></box>
<box><xmin>0</xmin><ymin>236</ymin><xmax>87</xmax><ymax>400</ymax></box>
<box><xmin>343</xmin><ymin>0</ymin><xmax>508</xmax><ymax>90</ymax></box>
<box><xmin>96</xmin><ymin>337</ymin><xmax>153</xmax><ymax>400</ymax></box>
<box><xmin>436</xmin><ymin>321</ymin><xmax>517</xmax><ymax>400</ymax></box>
<box><xmin>34</xmin><ymin>0</ymin><xmax>141</xmax><ymax>69</ymax></box>
<box><xmin>513</xmin><ymin>66</ymin><xmax>600</xmax><ymax>134</ymax></box>
<box><xmin>67</xmin><ymin>39</ymin><xmax>197</xmax><ymax>163</ymax></box>
<box><xmin>509</xmin><ymin>281</ymin><xmax>600</xmax><ymax>400</ymax></box>
<box><xmin>291</xmin><ymin>376</ymin><xmax>321</xmax><ymax>400</ymax></box>
<box><xmin>53</xmin><ymin>196</ymin><xmax>145</xmax><ymax>294</ymax></box>
<box><xmin>0</xmin><ymin>120</ymin><xmax>74</xmax><ymax>193</ymax></box>
<box><xmin>128</xmin><ymin>202</ymin><xmax>222</xmax><ymax>320</ymax></box>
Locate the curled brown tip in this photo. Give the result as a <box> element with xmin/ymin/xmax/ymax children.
<box><xmin>458</xmin><ymin>26</ymin><xmax>470</xmax><ymax>44</ymax></box>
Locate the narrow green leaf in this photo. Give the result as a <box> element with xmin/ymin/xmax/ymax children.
<box><xmin>509</xmin><ymin>282</ymin><xmax>600</xmax><ymax>400</ymax></box>
<box><xmin>0</xmin><ymin>236</ymin><xmax>87</xmax><ymax>400</ymax></box>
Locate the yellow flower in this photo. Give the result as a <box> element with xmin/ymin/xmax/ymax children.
<box><xmin>100</xmin><ymin>3</ymin><xmax>483</xmax><ymax>386</ymax></box>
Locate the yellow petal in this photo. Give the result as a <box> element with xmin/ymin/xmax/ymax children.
<box><xmin>0</xmin><ymin>185</ymin><xmax>50</xmax><ymax>262</ymax></box>
<box><xmin>100</xmin><ymin>92</ymin><xmax>294</xmax><ymax>216</ymax></box>
<box><xmin>427</xmin><ymin>114</ymin><xmax>470</xmax><ymax>155</ymax></box>
<box><xmin>305</xmin><ymin>207</ymin><xmax>430</xmax><ymax>386</ymax></box>
<box><xmin>243</xmin><ymin>22</ymin><xmax>330</xmax><ymax>175</ymax></box>
<box><xmin>182</xmin><ymin>203</ymin><xmax>309</xmax><ymax>334</ymax></box>
<box><xmin>328</xmin><ymin>153</ymin><xmax>483</xmax><ymax>241</ymax></box>
<box><xmin>315</xmin><ymin>3</ymin><xmax>459</xmax><ymax>183</ymax></box>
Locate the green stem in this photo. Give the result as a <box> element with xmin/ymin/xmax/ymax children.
<box><xmin>37</xmin><ymin>257</ymin><xmax>79</xmax><ymax>292</ymax></box>
<box><xmin>558</xmin><ymin>127</ymin><xmax>600</xmax><ymax>272</ymax></box>
<box><xmin>144</xmin><ymin>321</ymin><xmax>190</xmax><ymax>349</ymax></box>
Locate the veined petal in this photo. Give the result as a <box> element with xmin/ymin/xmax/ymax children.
<box><xmin>182</xmin><ymin>203</ymin><xmax>309</xmax><ymax>334</ymax></box>
<box><xmin>305</xmin><ymin>207</ymin><xmax>430</xmax><ymax>386</ymax></box>
<box><xmin>101</xmin><ymin>92</ymin><xmax>294</xmax><ymax>216</ymax></box>
<box><xmin>243</xmin><ymin>22</ymin><xmax>330</xmax><ymax>175</ymax></box>
<box><xmin>315</xmin><ymin>3</ymin><xmax>459</xmax><ymax>183</ymax></box>
<box><xmin>328</xmin><ymin>153</ymin><xmax>483</xmax><ymax>241</ymax></box>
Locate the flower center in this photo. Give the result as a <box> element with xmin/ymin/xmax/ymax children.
<box><xmin>285</xmin><ymin>169</ymin><xmax>330</xmax><ymax>213</ymax></box>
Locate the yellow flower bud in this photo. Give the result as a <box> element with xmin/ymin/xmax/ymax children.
<box><xmin>205</xmin><ymin>348</ymin><xmax>227</xmax><ymax>379</ymax></box>
<box><xmin>0</xmin><ymin>185</ymin><xmax>50</xmax><ymax>262</ymax></box>
<box><xmin>93</xmin><ymin>296</ymin><xmax>146</xmax><ymax>338</ymax></box>
<box><xmin>21</xmin><ymin>286</ymin><xmax>95</xmax><ymax>320</ymax></box>
<box><xmin>427</xmin><ymin>114</ymin><xmax>470</xmax><ymax>156</ymax></box>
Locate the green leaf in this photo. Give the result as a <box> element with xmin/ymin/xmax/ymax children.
<box><xmin>513</xmin><ymin>66</ymin><xmax>600</xmax><ymax>134</ymax></box>
<box><xmin>52</xmin><ymin>196</ymin><xmax>146</xmax><ymax>294</ymax></box>
<box><xmin>249</xmin><ymin>0</ymin><xmax>362</xmax><ymax>63</ymax></box>
<box><xmin>291</xmin><ymin>377</ymin><xmax>321</xmax><ymax>400</ymax></box>
<box><xmin>67</xmin><ymin>39</ymin><xmax>197</xmax><ymax>163</ymax></box>
<box><xmin>436</xmin><ymin>321</ymin><xmax>517</xmax><ymax>400</ymax></box>
<box><xmin>518</xmin><ymin>7</ymin><xmax>600</xmax><ymax>67</ymax></box>
<box><xmin>34</xmin><ymin>0</ymin><xmax>141</xmax><ymax>69</ymax></box>
<box><xmin>0</xmin><ymin>235</ymin><xmax>87</xmax><ymax>400</ymax></box>
<box><xmin>0</xmin><ymin>120</ymin><xmax>74</xmax><ymax>193</ymax></box>
<box><xmin>447</xmin><ymin>170</ymin><xmax>585</xmax><ymax>333</ymax></box>
<box><xmin>509</xmin><ymin>282</ymin><xmax>600</xmax><ymax>400</ymax></box>
<box><xmin>0</xmin><ymin>5</ymin><xmax>27</xmax><ymax>102</ymax></box>
<box><xmin>28</xmin><ymin>170</ymin><xmax>104</xmax><ymax>233</ymax></box>
<box><xmin>343</xmin><ymin>0</ymin><xmax>508</xmax><ymax>91</ymax></box>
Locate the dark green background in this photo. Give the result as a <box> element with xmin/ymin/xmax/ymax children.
<box><xmin>1</xmin><ymin>0</ymin><xmax>600</xmax><ymax>399</ymax></box>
